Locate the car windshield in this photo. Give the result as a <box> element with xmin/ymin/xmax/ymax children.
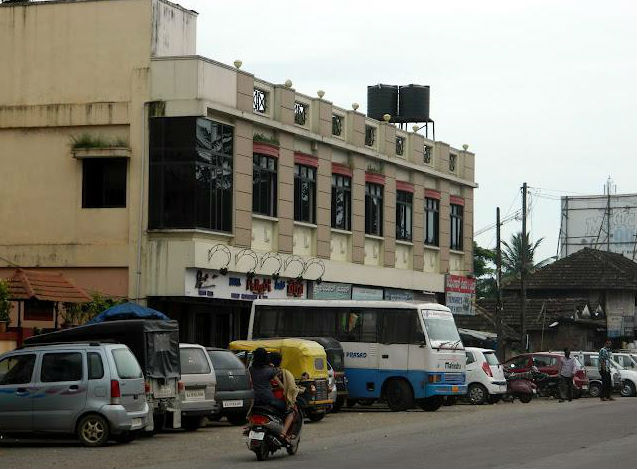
<box><xmin>112</xmin><ymin>348</ymin><xmax>143</xmax><ymax>379</ymax></box>
<box><xmin>208</xmin><ymin>350</ymin><xmax>243</xmax><ymax>370</ymax></box>
<box><xmin>423</xmin><ymin>317</ymin><xmax>461</xmax><ymax>346</ymax></box>
<box><xmin>180</xmin><ymin>348</ymin><xmax>211</xmax><ymax>374</ymax></box>
<box><xmin>484</xmin><ymin>352</ymin><xmax>500</xmax><ymax>366</ymax></box>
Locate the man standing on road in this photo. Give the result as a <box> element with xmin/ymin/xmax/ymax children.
<box><xmin>558</xmin><ymin>348</ymin><xmax>577</xmax><ymax>402</ymax></box>
<box><xmin>598</xmin><ymin>339</ymin><xmax>615</xmax><ymax>402</ymax></box>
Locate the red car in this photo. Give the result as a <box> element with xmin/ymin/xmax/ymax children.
<box><xmin>502</xmin><ymin>353</ymin><xmax>589</xmax><ymax>397</ymax></box>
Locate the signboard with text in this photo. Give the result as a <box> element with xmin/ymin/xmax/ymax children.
<box><xmin>445</xmin><ymin>274</ymin><xmax>476</xmax><ymax>315</ymax></box>
<box><xmin>185</xmin><ymin>269</ymin><xmax>306</xmax><ymax>300</ymax></box>
<box><xmin>351</xmin><ymin>286</ymin><xmax>383</xmax><ymax>301</ymax></box>
<box><xmin>311</xmin><ymin>282</ymin><xmax>352</xmax><ymax>300</ymax></box>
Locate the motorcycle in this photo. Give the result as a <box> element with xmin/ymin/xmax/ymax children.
<box><xmin>534</xmin><ymin>373</ymin><xmax>561</xmax><ymax>399</ymax></box>
<box><xmin>245</xmin><ymin>404</ymin><xmax>303</xmax><ymax>461</ymax></box>
<box><xmin>504</xmin><ymin>368</ymin><xmax>538</xmax><ymax>403</ymax></box>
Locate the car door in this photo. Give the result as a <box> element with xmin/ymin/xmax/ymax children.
<box><xmin>33</xmin><ymin>350</ymin><xmax>88</xmax><ymax>433</ymax></box>
<box><xmin>465</xmin><ymin>351</ymin><xmax>477</xmax><ymax>383</ymax></box>
<box><xmin>0</xmin><ymin>352</ymin><xmax>37</xmax><ymax>432</ymax></box>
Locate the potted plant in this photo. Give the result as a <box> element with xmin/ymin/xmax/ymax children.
<box><xmin>0</xmin><ymin>279</ymin><xmax>11</xmax><ymax>333</ymax></box>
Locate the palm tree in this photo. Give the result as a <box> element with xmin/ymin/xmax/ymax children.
<box><xmin>501</xmin><ymin>232</ymin><xmax>552</xmax><ymax>280</ymax></box>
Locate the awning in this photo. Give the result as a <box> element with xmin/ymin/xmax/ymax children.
<box><xmin>7</xmin><ymin>269</ymin><xmax>91</xmax><ymax>304</ymax></box>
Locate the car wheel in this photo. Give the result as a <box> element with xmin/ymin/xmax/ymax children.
<box><xmin>519</xmin><ymin>394</ymin><xmax>533</xmax><ymax>403</ymax></box>
<box><xmin>418</xmin><ymin>396</ymin><xmax>444</xmax><ymax>412</ymax></box>
<box><xmin>77</xmin><ymin>414</ymin><xmax>110</xmax><ymax>447</ymax></box>
<box><xmin>589</xmin><ymin>382</ymin><xmax>602</xmax><ymax>398</ymax></box>
<box><xmin>468</xmin><ymin>383</ymin><xmax>488</xmax><ymax>405</ymax></box>
<box><xmin>620</xmin><ymin>380</ymin><xmax>636</xmax><ymax>397</ymax></box>
<box><xmin>182</xmin><ymin>416</ymin><xmax>202</xmax><ymax>431</ymax></box>
<box><xmin>227</xmin><ymin>414</ymin><xmax>247</xmax><ymax>426</ymax></box>
<box><xmin>384</xmin><ymin>379</ymin><xmax>414</xmax><ymax>412</ymax></box>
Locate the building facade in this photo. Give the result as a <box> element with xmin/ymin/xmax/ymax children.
<box><xmin>0</xmin><ymin>0</ymin><xmax>476</xmax><ymax>347</ymax></box>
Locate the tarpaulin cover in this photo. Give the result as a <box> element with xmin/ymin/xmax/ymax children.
<box><xmin>24</xmin><ymin>319</ymin><xmax>180</xmax><ymax>379</ymax></box>
<box><xmin>87</xmin><ymin>302</ymin><xmax>170</xmax><ymax>324</ymax></box>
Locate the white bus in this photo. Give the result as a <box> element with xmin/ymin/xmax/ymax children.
<box><xmin>248</xmin><ymin>299</ymin><xmax>466</xmax><ymax>411</ymax></box>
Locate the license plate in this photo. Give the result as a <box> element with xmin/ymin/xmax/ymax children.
<box><xmin>185</xmin><ymin>389</ymin><xmax>205</xmax><ymax>401</ymax></box>
<box><xmin>581</xmin><ymin>385</ymin><xmax>588</xmax><ymax>390</ymax></box>
<box><xmin>131</xmin><ymin>418</ymin><xmax>142</xmax><ymax>428</ymax></box>
<box><xmin>155</xmin><ymin>384</ymin><xmax>174</xmax><ymax>398</ymax></box>
<box><xmin>223</xmin><ymin>399</ymin><xmax>243</xmax><ymax>408</ymax></box>
<box><xmin>249</xmin><ymin>431</ymin><xmax>265</xmax><ymax>441</ymax></box>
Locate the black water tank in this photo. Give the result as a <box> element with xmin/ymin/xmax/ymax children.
<box><xmin>398</xmin><ymin>84</ymin><xmax>430</xmax><ymax>122</ymax></box>
<box><xmin>367</xmin><ymin>84</ymin><xmax>398</xmax><ymax>121</ymax></box>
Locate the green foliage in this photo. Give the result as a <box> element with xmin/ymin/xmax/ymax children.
<box><xmin>0</xmin><ymin>279</ymin><xmax>11</xmax><ymax>323</ymax></box>
<box><xmin>62</xmin><ymin>293</ymin><xmax>125</xmax><ymax>326</ymax></box>
<box><xmin>253</xmin><ymin>133</ymin><xmax>280</xmax><ymax>146</ymax></box>
<box><xmin>502</xmin><ymin>232</ymin><xmax>547</xmax><ymax>281</ymax></box>
<box><xmin>473</xmin><ymin>241</ymin><xmax>497</xmax><ymax>299</ymax></box>
<box><xmin>71</xmin><ymin>134</ymin><xmax>128</xmax><ymax>149</ymax></box>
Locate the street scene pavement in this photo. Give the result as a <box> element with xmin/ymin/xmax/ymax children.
<box><xmin>1</xmin><ymin>398</ymin><xmax>635</xmax><ymax>469</ymax></box>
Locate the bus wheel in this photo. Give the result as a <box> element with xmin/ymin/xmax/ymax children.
<box><xmin>418</xmin><ymin>396</ymin><xmax>443</xmax><ymax>412</ymax></box>
<box><xmin>385</xmin><ymin>380</ymin><xmax>414</xmax><ymax>412</ymax></box>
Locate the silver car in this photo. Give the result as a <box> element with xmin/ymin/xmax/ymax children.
<box><xmin>179</xmin><ymin>343</ymin><xmax>218</xmax><ymax>430</ymax></box>
<box><xmin>0</xmin><ymin>342</ymin><xmax>149</xmax><ymax>446</ymax></box>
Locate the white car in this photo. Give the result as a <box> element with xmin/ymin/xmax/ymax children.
<box><xmin>464</xmin><ymin>347</ymin><xmax>507</xmax><ymax>405</ymax></box>
<box><xmin>613</xmin><ymin>352</ymin><xmax>637</xmax><ymax>371</ymax></box>
<box><xmin>610</xmin><ymin>357</ymin><xmax>637</xmax><ymax>397</ymax></box>
<box><xmin>327</xmin><ymin>363</ymin><xmax>338</xmax><ymax>410</ymax></box>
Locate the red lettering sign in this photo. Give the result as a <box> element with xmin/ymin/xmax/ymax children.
<box><xmin>287</xmin><ymin>279</ymin><xmax>304</xmax><ymax>298</ymax></box>
<box><xmin>246</xmin><ymin>278</ymin><xmax>272</xmax><ymax>294</ymax></box>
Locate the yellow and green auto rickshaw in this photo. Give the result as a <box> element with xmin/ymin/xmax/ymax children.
<box><xmin>229</xmin><ymin>338</ymin><xmax>332</xmax><ymax>421</ymax></box>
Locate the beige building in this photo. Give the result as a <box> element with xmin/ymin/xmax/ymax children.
<box><xmin>0</xmin><ymin>0</ymin><xmax>477</xmax><ymax>346</ymax></box>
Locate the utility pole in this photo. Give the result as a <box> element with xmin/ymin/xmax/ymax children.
<box><xmin>496</xmin><ymin>207</ymin><xmax>504</xmax><ymax>361</ymax></box>
<box><xmin>521</xmin><ymin>182</ymin><xmax>528</xmax><ymax>351</ymax></box>
<box><xmin>606</xmin><ymin>178</ymin><xmax>611</xmax><ymax>252</ymax></box>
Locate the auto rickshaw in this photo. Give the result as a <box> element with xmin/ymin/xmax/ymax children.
<box><xmin>302</xmin><ymin>337</ymin><xmax>348</xmax><ymax>411</ymax></box>
<box><xmin>229</xmin><ymin>338</ymin><xmax>332</xmax><ymax>421</ymax></box>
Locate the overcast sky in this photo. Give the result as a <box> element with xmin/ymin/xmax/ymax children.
<box><xmin>177</xmin><ymin>0</ymin><xmax>637</xmax><ymax>262</ymax></box>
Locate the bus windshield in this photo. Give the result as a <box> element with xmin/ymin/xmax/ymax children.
<box><xmin>423</xmin><ymin>316</ymin><xmax>461</xmax><ymax>348</ymax></box>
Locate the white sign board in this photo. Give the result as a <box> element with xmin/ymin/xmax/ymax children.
<box><xmin>445</xmin><ymin>275</ymin><xmax>476</xmax><ymax>316</ymax></box>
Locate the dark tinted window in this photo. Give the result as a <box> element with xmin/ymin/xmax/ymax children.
<box><xmin>82</xmin><ymin>158</ymin><xmax>127</xmax><ymax>208</ymax></box>
<box><xmin>365</xmin><ymin>183</ymin><xmax>383</xmax><ymax>236</ymax></box>
<box><xmin>253</xmin><ymin>154</ymin><xmax>278</xmax><ymax>217</ymax></box>
<box><xmin>396</xmin><ymin>191</ymin><xmax>413</xmax><ymax>241</ymax></box>
<box><xmin>0</xmin><ymin>354</ymin><xmax>36</xmax><ymax>385</ymax></box>
<box><xmin>337</xmin><ymin>309</ymin><xmax>378</xmax><ymax>342</ymax></box>
<box><xmin>381</xmin><ymin>309</ymin><xmax>412</xmax><ymax>344</ymax></box>
<box><xmin>208</xmin><ymin>350</ymin><xmax>244</xmax><ymax>370</ymax></box>
<box><xmin>331</xmin><ymin>174</ymin><xmax>351</xmax><ymax>231</ymax></box>
<box><xmin>112</xmin><ymin>348</ymin><xmax>143</xmax><ymax>379</ymax></box>
<box><xmin>533</xmin><ymin>355</ymin><xmax>558</xmax><ymax>368</ymax></box>
<box><xmin>41</xmin><ymin>352</ymin><xmax>83</xmax><ymax>382</ymax></box>
<box><xmin>425</xmin><ymin>198</ymin><xmax>439</xmax><ymax>246</ymax></box>
<box><xmin>253</xmin><ymin>306</ymin><xmax>338</xmax><ymax>338</ymax></box>
<box><xmin>180</xmin><ymin>348</ymin><xmax>211</xmax><ymax>374</ymax></box>
<box><xmin>88</xmin><ymin>352</ymin><xmax>104</xmax><ymax>380</ymax></box>
<box><xmin>450</xmin><ymin>203</ymin><xmax>464</xmax><ymax>250</ymax></box>
<box><xmin>294</xmin><ymin>164</ymin><xmax>316</xmax><ymax>223</ymax></box>
<box><xmin>465</xmin><ymin>352</ymin><xmax>475</xmax><ymax>365</ymax></box>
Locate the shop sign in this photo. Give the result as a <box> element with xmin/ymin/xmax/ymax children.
<box><xmin>445</xmin><ymin>274</ymin><xmax>475</xmax><ymax>316</ymax></box>
<box><xmin>351</xmin><ymin>286</ymin><xmax>383</xmax><ymax>301</ymax></box>
<box><xmin>607</xmin><ymin>315</ymin><xmax>624</xmax><ymax>338</ymax></box>
<box><xmin>384</xmin><ymin>288</ymin><xmax>414</xmax><ymax>301</ymax></box>
<box><xmin>311</xmin><ymin>282</ymin><xmax>352</xmax><ymax>300</ymax></box>
<box><xmin>185</xmin><ymin>269</ymin><xmax>306</xmax><ymax>300</ymax></box>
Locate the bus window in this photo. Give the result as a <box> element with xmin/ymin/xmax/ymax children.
<box><xmin>380</xmin><ymin>309</ymin><xmax>411</xmax><ymax>344</ymax></box>
<box><xmin>254</xmin><ymin>306</ymin><xmax>279</xmax><ymax>338</ymax></box>
<box><xmin>360</xmin><ymin>310</ymin><xmax>378</xmax><ymax>342</ymax></box>
<box><xmin>409</xmin><ymin>312</ymin><xmax>426</xmax><ymax>345</ymax></box>
<box><xmin>338</xmin><ymin>310</ymin><xmax>361</xmax><ymax>342</ymax></box>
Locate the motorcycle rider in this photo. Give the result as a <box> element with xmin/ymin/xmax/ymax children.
<box><xmin>248</xmin><ymin>347</ymin><xmax>286</xmax><ymax>413</ymax></box>
<box><xmin>269</xmin><ymin>352</ymin><xmax>299</xmax><ymax>441</ymax></box>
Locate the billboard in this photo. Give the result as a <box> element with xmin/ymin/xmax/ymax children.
<box><xmin>445</xmin><ymin>274</ymin><xmax>476</xmax><ymax>315</ymax></box>
<box><xmin>559</xmin><ymin>193</ymin><xmax>637</xmax><ymax>259</ymax></box>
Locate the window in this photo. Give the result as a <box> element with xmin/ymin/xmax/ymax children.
<box><xmin>396</xmin><ymin>190</ymin><xmax>413</xmax><ymax>241</ymax></box>
<box><xmin>365</xmin><ymin>126</ymin><xmax>376</xmax><ymax>147</ymax></box>
<box><xmin>88</xmin><ymin>352</ymin><xmax>104</xmax><ymax>380</ymax></box>
<box><xmin>331</xmin><ymin>174</ymin><xmax>351</xmax><ymax>231</ymax></box>
<box><xmin>332</xmin><ymin>114</ymin><xmax>343</xmax><ymax>136</ymax></box>
<box><xmin>0</xmin><ymin>354</ymin><xmax>35</xmax><ymax>385</ymax></box>
<box><xmin>149</xmin><ymin>117</ymin><xmax>233</xmax><ymax>232</ymax></box>
<box><xmin>381</xmin><ymin>310</ymin><xmax>413</xmax><ymax>344</ymax></box>
<box><xmin>465</xmin><ymin>352</ymin><xmax>475</xmax><ymax>365</ymax></box>
<box><xmin>450</xmin><ymin>203</ymin><xmax>464</xmax><ymax>250</ymax></box>
<box><xmin>41</xmin><ymin>352</ymin><xmax>83</xmax><ymax>382</ymax></box>
<box><xmin>180</xmin><ymin>348</ymin><xmax>211</xmax><ymax>375</ymax></box>
<box><xmin>82</xmin><ymin>158</ymin><xmax>127</xmax><ymax>208</ymax></box>
<box><xmin>365</xmin><ymin>183</ymin><xmax>383</xmax><ymax>236</ymax></box>
<box><xmin>505</xmin><ymin>355</ymin><xmax>530</xmax><ymax>370</ymax></box>
<box><xmin>396</xmin><ymin>136</ymin><xmax>405</xmax><ymax>156</ymax></box>
<box><xmin>294</xmin><ymin>101</ymin><xmax>308</xmax><ymax>126</ymax></box>
<box><xmin>425</xmin><ymin>198</ymin><xmax>439</xmax><ymax>246</ymax></box>
<box><xmin>208</xmin><ymin>350</ymin><xmax>244</xmax><ymax>370</ymax></box>
<box><xmin>423</xmin><ymin>145</ymin><xmax>432</xmax><ymax>164</ymax></box>
<box><xmin>533</xmin><ymin>356</ymin><xmax>558</xmax><ymax>368</ymax></box>
<box><xmin>252</xmin><ymin>153</ymin><xmax>277</xmax><ymax>217</ymax></box>
<box><xmin>23</xmin><ymin>299</ymin><xmax>54</xmax><ymax>321</ymax></box>
<box><xmin>111</xmin><ymin>348</ymin><xmax>143</xmax><ymax>379</ymax></box>
<box><xmin>449</xmin><ymin>153</ymin><xmax>457</xmax><ymax>172</ymax></box>
<box><xmin>314</xmin><ymin>358</ymin><xmax>325</xmax><ymax>371</ymax></box>
<box><xmin>294</xmin><ymin>164</ymin><xmax>316</xmax><ymax>223</ymax></box>
<box><xmin>253</xmin><ymin>88</ymin><xmax>267</xmax><ymax>113</ymax></box>
<box><xmin>338</xmin><ymin>310</ymin><xmax>378</xmax><ymax>342</ymax></box>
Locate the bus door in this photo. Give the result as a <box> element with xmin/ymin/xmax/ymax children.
<box><xmin>339</xmin><ymin>309</ymin><xmax>380</xmax><ymax>398</ymax></box>
<box><xmin>378</xmin><ymin>309</ymin><xmax>412</xmax><ymax>373</ymax></box>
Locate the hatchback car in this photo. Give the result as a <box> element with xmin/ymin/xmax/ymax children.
<box><xmin>502</xmin><ymin>352</ymin><xmax>589</xmax><ymax>397</ymax></box>
<box><xmin>206</xmin><ymin>347</ymin><xmax>253</xmax><ymax>425</ymax></box>
<box><xmin>0</xmin><ymin>342</ymin><xmax>149</xmax><ymax>446</ymax></box>
<box><xmin>566</xmin><ymin>351</ymin><xmax>622</xmax><ymax>397</ymax></box>
<box><xmin>179</xmin><ymin>344</ymin><xmax>218</xmax><ymax>430</ymax></box>
<box><xmin>464</xmin><ymin>347</ymin><xmax>507</xmax><ymax>404</ymax></box>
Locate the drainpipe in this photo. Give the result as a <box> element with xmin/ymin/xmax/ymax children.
<box><xmin>134</xmin><ymin>103</ymin><xmax>148</xmax><ymax>303</ymax></box>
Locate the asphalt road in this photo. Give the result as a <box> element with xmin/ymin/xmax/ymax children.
<box><xmin>1</xmin><ymin>398</ymin><xmax>635</xmax><ymax>469</ymax></box>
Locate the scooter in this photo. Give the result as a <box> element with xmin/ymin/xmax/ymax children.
<box><xmin>504</xmin><ymin>369</ymin><xmax>538</xmax><ymax>403</ymax></box>
<box><xmin>535</xmin><ymin>373</ymin><xmax>561</xmax><ymax>399</ymax></box>
<box><xmin>245</xmin><ymin>404</ymin><xmax>303</xmax><ymax>461</ymax></box>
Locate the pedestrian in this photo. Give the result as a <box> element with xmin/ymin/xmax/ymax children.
<box><xmin>558</xmin><ymin>348</ymin><xmax>576</xmax><ymax>402</ymax></box>
<box><xmin>598</xmin><ymin>339</ymin><xmax>615</xmax><ymax>402</ymax></box>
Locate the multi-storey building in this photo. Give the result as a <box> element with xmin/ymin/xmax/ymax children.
<box><xmin>0</xmin><ymin>0</ymin><xmax>477</xmax><ymax>346</ymax></box>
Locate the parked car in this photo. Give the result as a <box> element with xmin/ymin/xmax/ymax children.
<box><xmin>613</xmin><ymin>352</ymin><xmax>637</xmax><ymax>370</ymax></box>
<box><xmin>464</xmin><ymin>347</ymin><xmax>507</xmax><ymax>405</ymax></box>
<box><xmin>179</xmin><ymin>344</ymin><xmax>218</xmax><ymax>430</ymax></box>
<box><xmin>502</xmin><ymin>352</ymin><xmax>589</xmax><ymax>397</ymax></box>
<box><xmin>25</xmin><ymin>319</ymin><xmax>181</xmax><ymax>432</ymax></box>
<box><xmin>0</xmin><ymin>342</ymin><xmax>149</xmax><ymax>446</ymax></box>
<box><xmin>327</xmin><ymin>362</ymin><xmax>338</xmax><ymax>408</ymax></box>
<box><xmin>206</xmin><ymin>347</ymin><xmax>253</xmax><ymax>425</ymax></box>
<box><xmin>565</xmin><ymin>351</ymin><xmax>622</xmax><ymax>397</ymax></box>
